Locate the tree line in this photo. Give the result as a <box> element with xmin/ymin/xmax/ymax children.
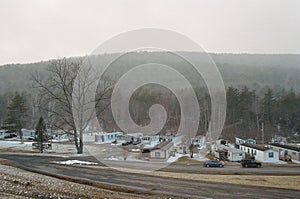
<box><xmin>224</xmin><ymin>86</ymin><xmax>300</xmax><ymax>142</ymax></box>
<box><xmin>3</xmin><ymin>85</ymin><xmax>299</xmax><ymax>143</ymax></box>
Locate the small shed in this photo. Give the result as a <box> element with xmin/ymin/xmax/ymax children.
<box><xmin>150</xmin><ymin>141</ymin><xmax>174</xmax><ymax>160</ymax></box>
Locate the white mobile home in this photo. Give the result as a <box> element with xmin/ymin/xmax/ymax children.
<box><xmin>227</xmin><ymin>147</ymin><xmax>246</xmax><ymax>162</ymax></box>
<box><xmin>18</xmin><ymin>129</ymin><xmax>36</xmax><ymax>140</ymax></box>
<box><xmin>83</xmin><ymin>132</ymin><xmax>99</xmax><ymax>142</ymax></box>
<box><xmin>94</xmin><ymin>132</ymin><xmax>123</xmax><ymax>143</ymax></box>
<box><xmin>141</xmin><ymin>135</ymin><xmax>160</xmax><ymax>152</ymax></box>
<box><xmin>235</xmin><ymin>137</ymin><xmax>256</xmax><ymax>149</ymax></box>
<box><xmin>160</xmin><ymin>134</ymin><xmax>182</xmax><ymax>144</ymax></box>
<box><xmin>141</xmin><ymin>135</ymin><xmax>159</xmax><ymax>145</ymax></box>
<box><xmin>269</xmin><ymin>143</ymin><xmax>300</xmax><ymax>163</ymax></box>
<box><xmin>214</xmin><ymin>144</ymin><xmax>245</xmax><ymax>161</ymax></box>
<box><xmin>115</xmin><ymin>132</ymin><xmax>142</xmax><ymax>145</ymax></box>
<box><xmin>191</xmin><ymin>135</ymin><xmax>206</xmax><ymax>148</ymax></box>
<box><xmin>240</xmin><ymin>143</ymin><xmax>279</xmax><ymax>163</ymax></box>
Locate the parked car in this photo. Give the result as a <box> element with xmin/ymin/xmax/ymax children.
<box><xmin>203</xmin><ymin>160</ymin><xmax>224</xmax><ymax>167</ymax></box>
<box><xmin>4</xmin><ymin>133</ymin><xmax>17</xmax><ymax>139</ymax></box>
<box><xmin>122</xmin><ymin>141</ymin><xmax>132</xmax><ymax>146</ymax></box>
<box><xmin>241</xmin><ymin>159</ymin><xmax>262</xmax><ymax>168</ymax></box>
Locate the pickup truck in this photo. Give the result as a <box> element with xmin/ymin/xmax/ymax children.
<box><xmin>241</xmin><ymin>159</ymin><xmax>262</xmax><ymax>168</ymax></box>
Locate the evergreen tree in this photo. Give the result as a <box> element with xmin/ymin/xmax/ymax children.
<box><xmin>35</xmin><ymin>117</ymin><xmax>47</xmax><ymax>153</ymax></box>
<box><xmin>2</xmin><ymin>93</ymin><xmax>27</xmax><ymax>142</ymax></box>
<box><xmin>0</xmin><ymin>94</ymin><xmax>5</xmax><ymax>125</ymax></box>
<box><xmin>238</xmin><ymin>86</ymin><xmax>256</xmax><ymax>129</ymax></box>
<box><xmin>226</xmin><ymin>87</ymin><xmax>240</xmax><ymax>125</ymax></box>
<box><xmin>262</xmin><ymin>88</ymin><xmax>276</xmax><ymax>125</ymax></box>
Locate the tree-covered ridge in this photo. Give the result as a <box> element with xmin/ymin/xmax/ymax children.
<box><xmin>0</xmin><ymin>52</ymin><xmax>300</xmax><ymax>94</ymax></box>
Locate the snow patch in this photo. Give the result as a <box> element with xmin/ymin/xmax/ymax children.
<box><xmin>53</xmin><ymin>160</ymin><xmax>98</xmax><ymax>165</ymax></box>
<box><xmin>0</xmin><ymin>140</ymin><xmax>33</xmax><ymax>148</ymax></box>
<box><xmin>292</xmin><ymin>160</ymin><xmax>300</xmax><ymax>164</ymax></box>
<box><xmin>273</xmin><ymin>160</ymin><xmax>288</xmax><ymax>164</ymax></box>
<box><xmin>0</xmin><ymin>140</ymin><xmax>34</xmax><ymax>147</ymax></box>
<box><xmin>131</xmin><ymin>148</ymin><xmax>140</xmax><ymax>152</ymax></box>
<box><xmin>104</xmin><ymin>156</ymin><xmax>120</xmax><ymax>161</ymax></box>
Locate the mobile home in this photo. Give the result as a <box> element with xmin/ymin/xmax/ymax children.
<box><xmin>240</xmin><ymin>143</ymin><xmax>279</xmax><ymax>163</ymax></box>
<box><xmin>269</xmin><ymin>143</ymin><xmax>300</xmax><ymax>163</ymax></box>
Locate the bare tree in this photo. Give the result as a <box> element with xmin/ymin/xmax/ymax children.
<box><xmin>32</xmin><ymin>57</ymin><xmax>112</xmax><ymax>153</ymax></box>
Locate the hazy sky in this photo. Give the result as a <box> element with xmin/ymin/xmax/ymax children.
<box><xmin>0</xmin><ymin>0</ymin><xmax>299</xmax><ymax>65</ymax></box>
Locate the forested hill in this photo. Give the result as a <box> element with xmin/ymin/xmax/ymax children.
<box><xmin>0</xmin><ymin>52</ymin><xmax>300</xmax><ymax>94</ymax></box>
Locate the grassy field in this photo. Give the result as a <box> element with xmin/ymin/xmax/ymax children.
<box><xmin>150</xmin><ymin>171</ymin><xmax>300</xmax><ymax>190</ymax></box>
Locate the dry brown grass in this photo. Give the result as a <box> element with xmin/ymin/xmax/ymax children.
<box><xmin>149</xmin><ymin>172</ymin><xmax>300</xmax><ymax>191</ymax></box>
<box><xmin>118</xmin><ymin>167</ymin><xmax>300</xmax><ymax>190</ymax></box>
<box><xmin>0</xmin><ymin>148</ymin><xmax>37</xmax><ymax>153</ymax></box>
<box><xmin>0</xmin><ymin>158</ymin><xmax>15</xmax><ymax>167</ymax></box>
<box><xmin>262</xmin><ymin>162</ymin><xmax>300</xmax><ymax>167</ymax></box>
<box><xmin>173</xmin><ymin>156</ymin><xmax>203</xmax><ymax>165</ymax></box>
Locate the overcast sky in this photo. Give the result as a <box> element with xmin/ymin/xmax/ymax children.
<box><xmin>0</xmin><ymin>0</ymin><xmax>299</xmax><ymax>65</ymax></box>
